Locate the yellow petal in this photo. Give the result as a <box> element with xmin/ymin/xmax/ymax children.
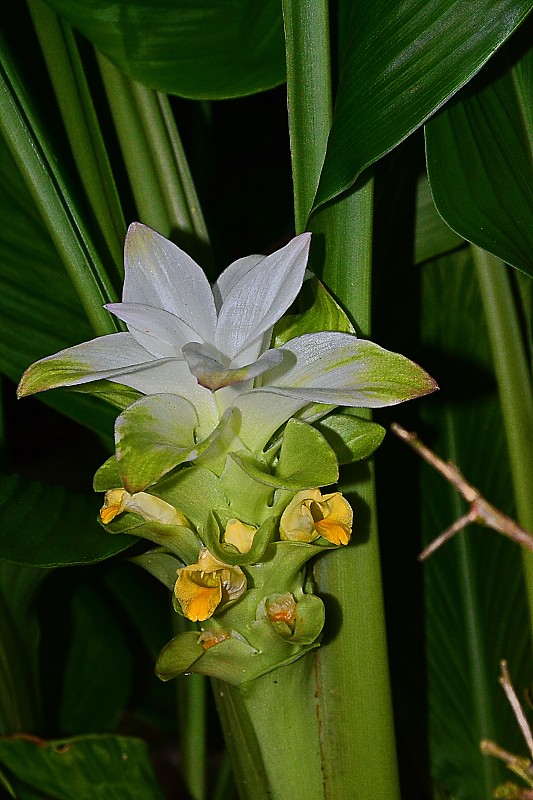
<box><xmin>175</xmin><ymin>569</ymin><xmax>222</xmax><ymax>622</ymax></box>
<box><xmin>223</xmin><ymin>519</ymin><xmax>257</xmax><ymax>553</ymax></box>
<box><xmin>279</xmin><ymin>489</ymin><xmax>322</xmax><ymax>542</ymax></box>
<box><xmin>279</xmin><ymin>488</ymin><xmax>352</xmax><ymax>545</ymax></box>
<box><xmin>100</xmin><ymin>488</ymin><xmax>129</xmax><ymax>524</ymax></box>
<box><xmin>125</xmin><ymin>492</ymin><xmax>190</xmax><ymax>527</ymax></box>
<box><xmin>265</xmin><ymin>592</ymin><xmax>297</xmax><ymax>630</ymax></box>
<box><xmin>314</xmin><ymin>518</ymin><xmax>350</xmax><ymax>546</ymax></box>
<box><xmin>174</xmin><ymin>548</ymin><xmax>247</xmax><ymax>621</ymax></box>
<box><xmin>197</xmin><ymin>629</ymin><xmax>231</xmax><ymax>649</ymax></box>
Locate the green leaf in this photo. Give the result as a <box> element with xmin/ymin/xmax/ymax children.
<box><xmin>314</xmin><ymin>0</ymin><xmax>533</xmax><ymax>210</ymax></box>
<box><xmin>43</xmin><ymin>0</ymin><xmax>286</xmax><ymax>100</ymax></box>
<box><xmin>426</xmin><ymin>33</ymin><xmax>533</xmax><ymax>276</ymax></box>
<box><xmin>55</xmin><ymin>582</ymin><xmax>133</xmax><ymax>735</ymax></box>
<box><xmin>276</xmin><ymin>418</ymin><xmax>339</xmax><ymax>485</ymax></box>
<box><xmin>103</xmin><ymin>512</ymin><xmax>200</xmax><ymax>564</ymax></box>
<box><xmin>0</xmin><ymin>474</ymin><xmax>134</xmax><ymax>567</ymax></box>
<box><xmin>418</xmin><ymin>249</ymin><xmax>532</xmax><ymax>797</ymax></box>
<box><xmin>0</xmin><ymin>130</ymin><xmax>116</xmax><ymax>438</ymax></box>
<box><xmin>129</xmin><ymin>549</ymin><xmax>182</xmax><ymax>590</ymax></box>
<box><xmin>272</xmin><ymin>278</ymin><xmax>354</xmax><ymax>347</ymax></box>
<box><xmin>414</xmin><ymin>173</ymin><xmax>464</xmax><ymax>264</ymax></box>
<box><xmin>155</xmin><ymin>631</ymin><xmax>205</xmax><ymax>682</ymax></box>
<box><xmin>0</xmin><ymin>563</ymin><xmax>47</xmax><ymax>733</ymax></box>
<box><xmin>0</xmin><ymin>734</ymin><xmax>164</xmax><ymax>799</ymax></box>
<box><xmin>93</xmin><ymin>455</ymin><xmax>122</xmax><ymax>492</ymax></box>
<box><xmin>0</xmin><ymin>31</ymin><xmax>118</xmax><ymax>335</ymax></box>
<box><xmin>315</xmin><ymin>409</ymin><xmax>385</xmax><ymax>465</ymax></box>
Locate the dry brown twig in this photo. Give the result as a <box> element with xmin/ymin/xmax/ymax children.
<box><xmin>481</xmin><ymin>661</ymin><xmax>533</xmax><ymax>797</ymax></box>
<box><xmin>390</xmin><ymin>422</ymin><xmax>533</xmax><ymax>560</ymax></box>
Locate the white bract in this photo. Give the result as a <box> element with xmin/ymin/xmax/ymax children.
<box><xmin>18</xmin><ymin>223</ymin><xmax>436</xmax><ymax>452</ymax></box>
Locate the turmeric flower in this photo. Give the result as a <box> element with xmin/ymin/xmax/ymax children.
<box><xmin>174</xmin><ymin>549</ymin><xmax>246</xmax><ymax>622</ymax></box>
<box><xmin>280</xmin><ymin>489</ymin><xmax>353</xmax><ymax>546</ymax></box>
<box><xmin>100</xmin><ymin>487</ymin><xmax>189</xmax><ymax>527</ymax></box>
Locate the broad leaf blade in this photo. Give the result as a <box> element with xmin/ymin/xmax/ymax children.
<box><xmin>0</xmin><ymin>126</ymin><xmax>116</xmax><ymax>438</ymax></box>
<box><xmin>414</xmin><ymin>174</ymin><xmax>464</xmax><ymax>264</ymax></box>
<box><xmin>43</xmin><ymin>0</ymin><xmax>286</xmax><ymax>99</ymax></box>
<box><xmin>314</xmin><ymin>0</ymin><xmax>533</xmax><ymax>210</ymax></box>
<box><xmin>420</xmin><ymin>250</ymin><xmax>532</xmax><ymax>798</ymax></box>
<box><xmin>426</xmin><ymin>33</ymin><xmax>533</xmax><ymax>276</ymax></box>
<box><xmin>0</xmin><ymin>474</ymin><xmax>134</xmax><ymax>567</ymax></box>
<box><xmin>0</xmin><ymin>734</ymin><xmax>164</xmax><ymax>799</ymax></box>
<box><xmin>0</xmin><ymin>563</ymin><xmax>47</xmax><ymax>733</ymax></box>
<box><xmin>55</xmin><ymin>582</ymin><xmax>133</xmax><ymax>735</ymax></box>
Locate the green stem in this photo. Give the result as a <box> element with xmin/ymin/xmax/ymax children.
<box><xmin>97</xmin><ymin>54</ymin><xmax>210</xmax><ymax>263</ymax></box>
<box><xmin>27</xmin><ymin>0</ymin><xmax>126</xmax><ymax>273</ymax></box>
<box><xmin>214</xmin><ymin>656</ymin><xmax>324</xmax><ymax>800</ymax></box>
<box><xmin>472</xmin><ymin>246</ymin><xmax>533</xmax><ymax>633</ymax></box>
<box><xmin>212</xmin><ymin>751</ymin><xmax>235</xmax><ymax>800</ymax></box>
<box><xmin>173</xmin><ymin>614</ymin><xmax>207</xmax><ymax>800</ymax></box>
<box><xmin>96</xmin><ymin>54</ymin><xmax>172</xmax><ymax>237</ymax></box>
<box><xmin>284</xmin><ymin>1</ymin><xmax>400</xmax><ymax>797</ymax></box>
<box><xmin>0</xmin><ymin>33</ymin><xmax>118</xmax><ymax>336</ymax></box>
<box><xmin>179</xmin><ymin>674</ymin><xmax>207</xmax><ymax>800</ymax></box>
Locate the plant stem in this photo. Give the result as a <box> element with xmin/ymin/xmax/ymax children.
<box><xmin>27</xmin><ymin>0</ymin><xmax>126</xmax><ymax>273</ymax></box>
<box><xmin>97</xmin><ymin>54</ymin><xmax>210</xmax><ymax>266</ymax></box>
<box><xmin>284</xmin><ymin>1</ymin><xmax>400</xmax><ymax>797</ymax></box>
<box><xmin>473</xmin><ymin>246</ymin><xmax>533</xmax><ymax>634</ymax></box>
<box><xmin>179</xmin><ymin>674</ymin><xmax>207</xmax><ymax>800</ymax></box>
<box><xmin>214</xmin><ymin>656</ymin><xmax>324</xmax><ymax>800</ymax></box>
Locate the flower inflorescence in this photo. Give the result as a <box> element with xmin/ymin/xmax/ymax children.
<box><xmin>18</xmin><ymin>223</ymin><xmax>436</xmax><ymax>685</ymax></box>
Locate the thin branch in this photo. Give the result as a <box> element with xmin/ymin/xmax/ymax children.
<box><xmin>481</xmin><ymin>661</ymin><xmax>533</xmax><ymax>795</ymax></box>
<box><xmin>390</xmin><ymin>423</ymin><xmax>533</xmax><ymax>560</ymax></box>
<box><xmin>500</xmin><ymin>660</ymin><xmax>533</xmax><ymax>763</ymax></box>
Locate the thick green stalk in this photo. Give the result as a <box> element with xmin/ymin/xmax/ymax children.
<box><xmin>214</xmin><ymin>656</ymin><xmax>324</xmax><ymax>800</ymax></box>
<box><xmin>284</xmin><ymin>1</ymin><xmax>400</xmax><ymax>797</ymax></box>
<box><xmin>27</xmin><ymin>0</ymin><xmax>126</xmax><ymax>272</ymax></box>
<box><xmin>0</xmin><ymin>34</ymin><xmax>118</xmax><ymax>336</ymax></box>
<box><xmin>314</xmin><ymin>185</ymin><xmax>401</xmax><ymax>800</ymax></box>
<box><xmin>473</xmin><ymin>246</ymin><xmax>533</xmax><ymax>632</ymax></box>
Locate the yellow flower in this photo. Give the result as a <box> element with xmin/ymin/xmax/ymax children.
<box><xmin>265</xmin><ymin>592</ymin><xmax>297</xmax><ymax>632</ymax></box>
<box><xmin>279</xmin><ymin>488</ymin><xmax>352</xmax><ymax>546</ymax></box>
<box><xmin>197</xmin><ymin>629</ymin><xmax>231</xmax><ymax>650</ymax></box>
<box><xmin>223</xmin><ymin>519</ymin><xmax>257</xmax><ymax>554</ymax></box>
<box><xmin>100</xmin><ymin>488</ymin><xmax>189</xmax><ymax>527</ymax></box>
<box><xmin>174</xmin><ymin>548</ymin><xmax>246</xmax><ymax>622</ymax></box>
